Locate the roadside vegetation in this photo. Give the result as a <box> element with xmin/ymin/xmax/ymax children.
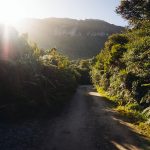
<box><xmin>70</xmin><ymin>58</ymin><xmax>93</xmax><ymax>84</ymax></box>
<box><xmin>0</xmin><ymin>26</ymin><xmax>79</xmax><ymax>120</ymax></box>
<box><xmin>0</xmin><ymin>24</ymin><xmax>93</xmax><ymax>121</ymax></box>
<box><xmin>91</xmin><ymin>0</ymin><xmax>150</xmax><ymax>137</ymax></box>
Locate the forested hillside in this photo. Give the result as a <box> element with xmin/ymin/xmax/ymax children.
<box><xmin>15</xmin><ymin>18</ymin><xmax>124</xmax><ymax>59</ymax></box>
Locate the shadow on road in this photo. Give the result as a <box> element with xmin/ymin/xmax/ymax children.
<box><xmin>0</xmin><ymin>85</ymin><xmax>149</xmax><ymax>150</ymax></box>
<box><xmin>87</xmin><ymin>86</ymin><xmax>150</xmax><ymax>150</ymax></box>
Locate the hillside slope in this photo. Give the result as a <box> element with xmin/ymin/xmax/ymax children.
<box><xmin>16</xmin><ymin>18</ymin><xmax>124</xmax><ymax>59</ymax></box>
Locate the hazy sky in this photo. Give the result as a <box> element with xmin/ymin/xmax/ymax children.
<box><xmin>0</xmin><ymin>0</ymin><xmax>128</xmax><ymax>26</ymax></box>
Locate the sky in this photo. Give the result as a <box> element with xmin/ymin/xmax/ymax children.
<box><xmin>0</xmin><ymin>0</ymin><xmax>128</xmax><ymax>26</ymax></box>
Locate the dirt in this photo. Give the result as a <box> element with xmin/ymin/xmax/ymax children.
<box><xmin>40</xmin><ymin>85</ymin><xmax>150</xmax><ymax>150</ymax></box>
<box><xmin>0</xmin><ymin>85</ymin><xmax>150</xmax><ymax>150</ymax></box>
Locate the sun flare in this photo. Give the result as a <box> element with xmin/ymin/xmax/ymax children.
<box><xmin>0</xmin><ymin>0</ymin><xmax>33</xmax><ymax>25</ymax></box>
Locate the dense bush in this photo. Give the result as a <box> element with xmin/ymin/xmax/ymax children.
<box><xmin>70</xmin><ymin>59</ymin><xmax>94</xmax><ymax>84</ymax></box>
<box><xmin>91</xmin><ymin>22</ymin><xmax>150</xmax><ymax>108</ymax></box>
<box><xmin>0</xmin><ymin>25</ymin><xmax>77</xmax><ymax>119</ymax></box>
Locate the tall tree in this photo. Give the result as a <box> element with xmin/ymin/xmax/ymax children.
<box><xmin>116</xmin><ymin>0</ymin><xmax>150</xmax><ymax>25</ymax></box>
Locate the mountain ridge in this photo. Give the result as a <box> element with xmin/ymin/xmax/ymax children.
<box><xmin>16</xmin><ymin>18</ymin><xmax>124</xmax><ymax>59</ymax></box>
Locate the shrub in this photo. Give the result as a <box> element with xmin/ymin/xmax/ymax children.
<box><xmin>0</xmin><ymin>26</ymin><xmax>77</xmax><ymax>120</ymax></box>
<box><xmin>91</xmin><ymin>22</ymin><xmax>150</xmax><ymax>109</ymax></box>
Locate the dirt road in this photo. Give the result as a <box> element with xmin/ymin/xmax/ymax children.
<box><xmin>0</xmin><ymin>85</ymin><xmax>150</xmax><ymax>150</ymax></box>
<box><xmin>41</xmin><ymin>85</ymin><xmax>150</xmax><ymax>150</ymax></box>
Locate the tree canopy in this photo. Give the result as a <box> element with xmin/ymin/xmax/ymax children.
<box><xmin>91</xmin><ymin>22</ymin><xmax>150</xmax><ymax>107</ymax></box>
<box><xmin>116</xmin><ymin>0</ymin><xmax>150</xmax><ymax>25</ymax></box>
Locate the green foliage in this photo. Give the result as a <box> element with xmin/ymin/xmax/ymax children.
<box><xmin>70</xmin><ymin>59</ymin><xmax>93</xmax><ymax>84</ymax></box>
<box><xmin>116</xmin><ymin>105</ymin><xmax>147</xmax><ymax>123</ymax></box>
<box><xmin>137</xmin><ymin>122</ymin><xmax>150</xmax><ymax>138</ymax></box>
<box><xmin>91</xmin><ymin>22</ymin><xmax>150</xmax><ymax>109</ymax></box>
<box><xmin>142</xmin><ymin>107</ymin><xmax>150</xmax><ymax>120</ymax></box>
<box><xmin>0</xmin><ymin>25</ymin><xmax>77</xmax><ymax>119</ymax></box>
<box><xmin>116</xmin><ymin>0</ymin><xmax>150</xmax><ymax>25</ymax></box>
<box><xmin>40</xmin><ymin>48</ymin><xmax>70</xmax><ymax>69</ymax></box>
<box><xmin>126</xmin><ymin>102</ymin><xmax>142</xmax><ymax>111</ymax></box>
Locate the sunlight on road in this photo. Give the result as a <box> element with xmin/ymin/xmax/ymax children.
<box><xmin>88</xmin><ymin>92</ymin><xmax>102</xmax><ymax>97</ymax></box>
<box><xmin>111</xmin><ymin>141</ymin><xmax>139</xmax><ymax>150</ymax></box>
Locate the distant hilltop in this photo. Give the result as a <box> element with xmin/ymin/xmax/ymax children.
<box><xmin>16</xmin><ymin>18</ymin><xmax>124</xmax><ymax>59</ymax></box>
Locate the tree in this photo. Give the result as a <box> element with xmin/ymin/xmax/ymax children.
<box><xmin>91</xmin><ymin>22</ymin><xmax>150</xmax><ymax>106</ymax></box>
<box><xmin>116</xmin><ymin>0</ymin><xmax>150</xmax><ymax>25</ymax></box>
<box><xmin>40</xmin><ymin>48</ymin><xmax>70</xmax><ymax>68</ymax></box>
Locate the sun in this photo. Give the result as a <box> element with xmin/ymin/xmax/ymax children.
<box><xmin>0</xmin><ymin>0</ymin><xmax>29</xmax><ymax>26</ymax></box>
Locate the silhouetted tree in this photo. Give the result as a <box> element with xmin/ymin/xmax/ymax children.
<box><xmin>116</xmin><ymin>0</ymin><xmax>150</xmax><ymax>25</ymax></box>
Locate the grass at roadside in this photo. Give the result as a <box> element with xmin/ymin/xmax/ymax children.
<box><xmin>116</xmin><ymin>106</ymin><xmax>150</xmax><ymax>138</ymax></box>
<box><xmin>96</xmin><ymin>86</ymin><xmax>150</xmax><ymax>139</ymax></box>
